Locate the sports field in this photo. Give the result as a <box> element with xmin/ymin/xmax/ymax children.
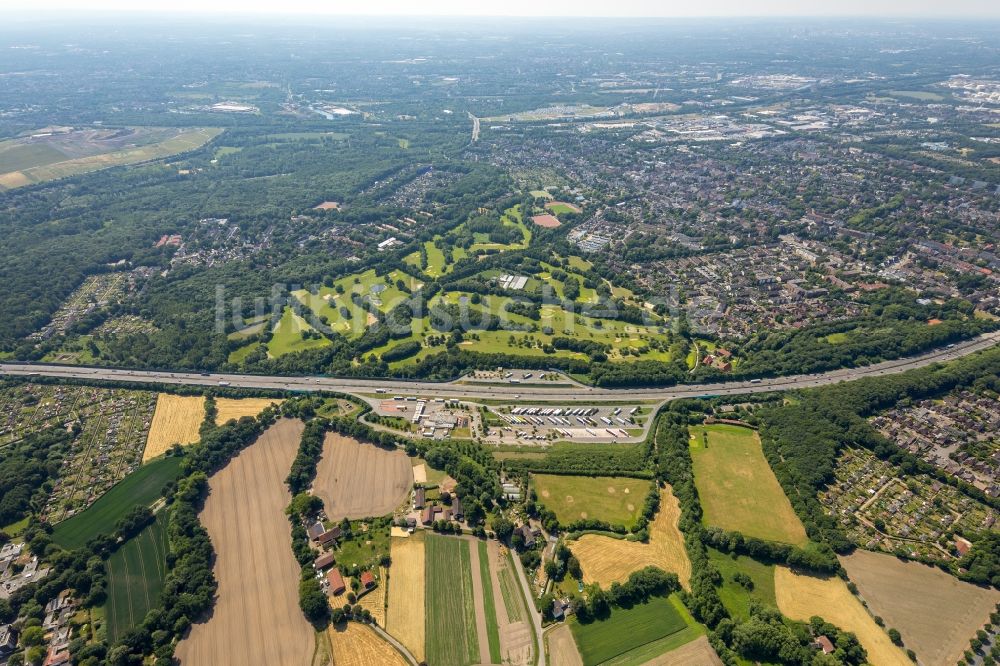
<box><xmin>327</xmin><ymin>622</ymin><xmax>407</xmax><ymax>666</ymax></box>
<box><xmin>569</xmin><ymin>595</ymin><xmax>694</xmax><ymax>666</ymax></box>
<box><xmin>707</xmin><ymin>548</ymin><xmax>776</xmax><ymax>620</ymax></box>
<box><xmin>689</xmin><ymin>424</ymin><xmax>808</xmax><ymax>546</ymax></box>
<box><xmin>213</xmin><ymin>397</ymin><xmax>280</xmax><ymax>425</ymax></box>
<box><xmin>841</xmin><ymin>549</ymin><xmax>1000</xmax><ymax>665</ymax></box>
<box><xmin>174</xmin><ymin>419</ymin><xmax>312</xmax><ymax>666</ymax></box>
<box><xmin>425</xmin><ymin>534</ymin><xmax>480</xmax><ymax>666</ymax></box>
<box><xmin>143</xmin><ymin>394</ymin><xmax>205</xmax><ymax>461</ymax></box>
<box><xmin>571</xmin><ymin>487</ymin><xmax>691</xmax><ymax>590</ymax></box>
<box><xmin>532</xmin><ymin>474</ymin><xmax>652</xmax><ymax>529</ymax></box>
<box><xmin>775</xmin><ymin>566</ymin><xmax>910</xmax><ymax>666</ymax></box>
<box><xmin>386</xmin><ymin>531</ymin><xmax>426</xmax><ymax>662</ymax></box>
<box><xmin>0</xmin><ymin>127</ymin><xmax>221</xmax><ymax>190</ymax></box>
<box><xmin>545</xmin><ymin>201</ymin><xmax>582</xmax><ymax>214</ymax></box>
<box><xmin>105</xmin><ymin>509</ymin><xmax>170</xmax><ymax>644</ymax></box>
<box><xmin>52</xmin><ymin>456</ymin><xmax>183</xmax><ymax>550</ymax></box>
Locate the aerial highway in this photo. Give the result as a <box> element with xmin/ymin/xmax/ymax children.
<box><xmin>2</xmin><ymin>330</ymin><xmax>998</xmax><ymax>404</ymax></box>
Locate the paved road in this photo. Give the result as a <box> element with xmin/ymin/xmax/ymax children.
<box><xmin>1</xmin><ymin>331</ymin><xmax>998</xmax><ymax>403</ymax></box>
<box><xmin>469</xmin><ymin>112</ymin><xmax>480</xmax><ymax>141</ymax></box>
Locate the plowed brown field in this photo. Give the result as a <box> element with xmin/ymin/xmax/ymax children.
<box><xmin>313</xmin><ymin>433</ymin><xmax>412</xmax><ymax>520</ymax></box>
<box><xmin>841</xmin><ymin>549</ymin><xmax>1000</xmax><ymax>666</ymax></box>
<box><xmin>175</xmin><ymin>418</ymin><xmax>312</xmax><ymax>666</ymax></box>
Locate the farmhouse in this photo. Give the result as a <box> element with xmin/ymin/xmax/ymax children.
<box><xmin>318</xmin><ymin>527</ymin><xmax>341</xmax><ymax>547</ymax></box>
<box><xmin>519</xmin><ymin>524</ymin><xmax>541</xmax><ymax>547</ymax></box>
<box><xmin>360</xmin><ymin>571</ymin><xmax>376</xmax><ymax>590</ymax></box>
<box><xmin>308</xmin><ymin>522</ymin><xmax>325</xmax><ymax>541</ymax></box>
<box><xmin>327</xmin><ymin>569</ymin><xmax>346</xmax><ymax>596</ymax></box>
<box><xmin>813</xmin><ymin>636</ymin><xmax>835</xmax><ymax>655</ymax></box>
<box><xmin>421</xmin><ymin>506</ymin><xmax>434</xmax><ymax>524</ymax></box>
<box><xmin>414</xmin><ymin>487</ymin><xmax>426</xmax><ymax>508</ymax></box>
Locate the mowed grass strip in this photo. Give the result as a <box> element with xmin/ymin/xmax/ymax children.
<box><xmin>497</xmin><ymin>550</ymin><xmax>524</xmax><ymax>623</ymax></box>
<box><xmin>52</xmin><ymin>456</ymin><xmax>183</xmax><ymax>550</ymax></box>
<box><xmin>532</xmin><ymin>474</ymin><xmax>651</xmax><ymax>529</ymax></box>
<box><xmin>477</xmin><ymin>540</ymin><xmax>502</xmax><ymax>663</ymax></box>
<box><xmin>425</xmin><ymin>535</ymin><xmax>480</xmax><ymax>666</ymax></box>
<box><xmin>689</xmin><ymin>424</ymin><xmax>808</xmax><ymax>546</ymax></box>
<box><xmin>570</xmin><ymin>595</ymin><xmax>687</xmax><ymax>666</ymax></box>
<box><xmin>105</xmin><ymin>509</ymin><xmax>171</xmax><ymax>644</ymax></box>
<box><xmin>707</xmin><ymin>548</ymin><xmax>776</xmax><ymax>621</ymax></box>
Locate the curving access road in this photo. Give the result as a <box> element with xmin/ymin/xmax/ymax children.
<box><xmin>2</xmin><ymin>330</ymin><xmax>998</xmax><ymax>404</ymax></box>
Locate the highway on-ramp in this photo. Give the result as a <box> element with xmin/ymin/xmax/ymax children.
<box><xmin>2</xmin><ymin>331</ymin><xmax>998</xmax><ymax>404</ymax></box>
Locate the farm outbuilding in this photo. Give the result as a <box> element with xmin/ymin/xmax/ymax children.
<box><xmin>360</xmin><ymin>571</ymin><xmax>376</xmax><ymax>589</ymax></box>
<box><xmin>328</xmin><ymin>569</ymin><xmax>346</xmax><ymax>595</ymax></box>
<box><xmin>314</xmin><ymin>553</ymin><xmax>335</xmax><ymax>570</ymax></box>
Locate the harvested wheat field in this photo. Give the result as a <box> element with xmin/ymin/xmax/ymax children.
<box><xmin>175</xmin><ymin>418</ymin><xmax>312</xmax><ymax>666</ymax></box>
<box><xmin>214</xmin><ymin>397</ymin><xmax>281</xmax><ymax>425</ymax></box>
<box><xmin>385</xmin><ymin>531</ymin><xmax>426</xmax><ymax>662</ymax></box>
<box><xmin>357</xmin><ymin>567</ymin><xmax>387</xmax><ymax>626</ymax></box>
<box><xmin>327</xmin><ymin>622</ymin><xmax>407</xmax><ymax>666</ymax></box>
<box><xmin>143</xmin><ymin>394</ymin><xmax>205</xmax><ymax>462</ymax></box>
<box><xmin>571</xmin><ymin>488</ymin><xmax>691</xmax><ymax>590</ymax></box>
<box><xmin>775</xmin><ymin>567</ymin><xmax>909</xmax><ymax>666</ymax></box>
<box><xmin>313</xmin><ymin>433</ymin><xmax>412</xmax><ymax>520</ymax></box>
<box><xmin>547</xmin><ymin>624</ymin><xmax>583</xmax><ymax>666</ymax></box>
<box><xmin>645</xmin><ymin>635</ymin><xmax>723</xmax><ymax>666</ymax></box>
<box><xmin>841</xmin><ymin>549</ymin><xmax>1000</xmax><ymax>666</ymax></box>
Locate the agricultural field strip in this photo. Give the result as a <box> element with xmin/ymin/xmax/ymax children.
<box><xmin>469</xmin><ymin>538</ymin><xmax>498</xmax><ymax>665</ymax></box>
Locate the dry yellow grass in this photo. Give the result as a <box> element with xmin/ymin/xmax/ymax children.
<box><xmin>327</xmin><ymin>622</ymin><xmax>407</xmax><ymax>666</ymax></box>
<box><xmin>570</xmin><ymin>487</ymin><xmax>692</xmax><ymax>590</ymax></box>
<box><xmin>775</xmin><ymin>567</ymin><xmax>910</xmax><ymax>666</ymax></box>
<box><xmin>214</xmin><ymin>397</ymin><xmax>281</xmax><ymax>425</ymax></box>
<box><xmin>143</xmin><ymin>394</ymin><xmax>205</xmax><ymax>462</ymax></box>
<box><xmin>385</xmin><ymin>532</ymin><xmax>425</xmax><ymax>662</ymax></box>
<box><xmin>357</xmin><ymin>567</ymin><xmax>387</xmax><ymax>627</ymax></box>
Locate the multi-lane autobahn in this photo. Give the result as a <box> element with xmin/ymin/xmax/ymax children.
<box><xmin>2</xmin><ymin>330</ymin><xmax>998</xmax><ymax>404</ymax></box>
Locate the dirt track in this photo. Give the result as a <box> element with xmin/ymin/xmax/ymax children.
<box><xmin>313</xmin><ymin>433</ymin><xmax>412</xmax><ymax>520</ymax></box>
<box><xmin>175</xmin><ymin>418</ymin><xmax>312</xmax><ymax>666</ymax></box>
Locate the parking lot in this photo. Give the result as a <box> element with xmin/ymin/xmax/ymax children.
<box><xmin>484</xmin><ymin>404</ymin><xmax>650</xmax><ymax>444</ymax></box>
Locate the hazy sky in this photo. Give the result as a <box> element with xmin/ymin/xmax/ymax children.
<box><xmin>7</xmin><ymin>0</ymin><xmax>1000</xmax><ymax>18</ymax></box>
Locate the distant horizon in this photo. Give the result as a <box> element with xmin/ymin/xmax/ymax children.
<box><xmin>3</xmin><ymin>0</ymin><xmax>1000</xmax><ymax>20</ymax></box>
